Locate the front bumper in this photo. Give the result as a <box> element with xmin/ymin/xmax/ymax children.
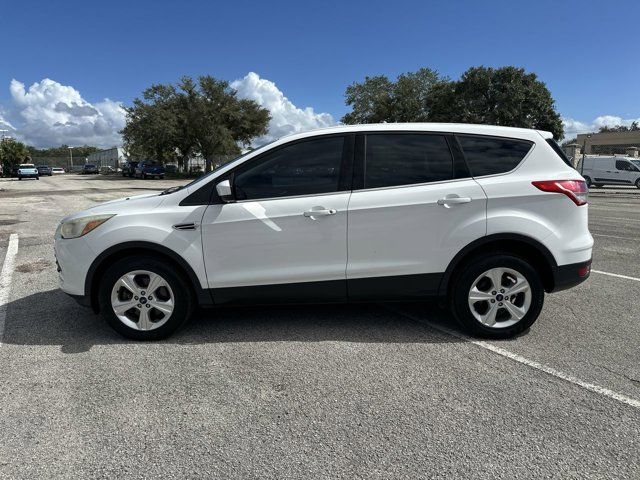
<box><xmin>551</xmin><ymin>259</ymin><xmax>592</xmax><ymax>292</ymax></box>
<box><xmin>54</xmin><ymin>235</ymin><xmax>96</xmax><ymax>297</ymax></box>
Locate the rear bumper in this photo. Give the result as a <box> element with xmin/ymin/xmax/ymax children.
<box><xmin>550</xmin><ymin>259</ymin><xmax>592</xmax><ymax>292</ymax></box>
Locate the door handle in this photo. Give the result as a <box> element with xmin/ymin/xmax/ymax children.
<box><xmin>303</xmin><ymin>208</ymin><xmax>337</xmax><ymax>218</ymax></box>
<box><xmin>437</xmin><ymin>197</ymin><xmax>472</xmax><ymax>207</ymax></box>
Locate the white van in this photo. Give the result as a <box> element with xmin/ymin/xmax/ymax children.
<box><xmin>577</xmin><ymin>156</ymin><xmax>640</xmax><ymax>188</ymax></box>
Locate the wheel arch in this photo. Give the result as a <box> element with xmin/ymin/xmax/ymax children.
<box><xmin>438</xmin><ymin>234</ymin><xmax>558</xmax><ymax>297</ymax></box>
<box><xmin>85</xmin><ymin>241</ymin><xmax>212</xmax><ymax>313</ymax></box>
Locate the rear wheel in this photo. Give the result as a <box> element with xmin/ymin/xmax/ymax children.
<box><xmin>99</xmin><ymin>256</ymin><xmax>194</xmax><ymax>340</ymax></box>
<box><xmin>583</xmin><ymin>176</ymin><xmax>592</xmax><ymax>188</ymax></box>
<box><xmin>449</xmin><ymin>254</ymin><xmax>544</xmax><ymax>338</ymax></box>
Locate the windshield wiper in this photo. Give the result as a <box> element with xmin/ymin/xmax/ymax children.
<box><xmin>159</xmin><ymin>185</ymin><xmax>184</xmax><ymax>196</ymax></box>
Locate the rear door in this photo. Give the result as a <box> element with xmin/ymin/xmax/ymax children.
<box><xmin>346</xmin><ymin>133</ymin><xmax>487</xmax><ymax>300</ymax></box>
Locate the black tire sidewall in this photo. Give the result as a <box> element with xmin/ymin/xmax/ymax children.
<box><xmin>583</xmin><ymin>176</ymin><xmax>592</xmax><ymax>187</ymax></box>
<box><xmin>450</xmin><ymin>254</ymin><xmax>544</xmax><ymax>338</ymax></box>
<box><xmin>635</xmin><ymin>178</ymin><xmax>640</xmax><ymax>189</ymax></box>
<box><xmin>98</xmin><ymin>256</ymin><xmax>193</xmax><ymax>340</ymax></box>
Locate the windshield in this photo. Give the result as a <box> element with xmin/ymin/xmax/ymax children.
<box><xmin>631</xmin><ymin>159</ymin><xmax>640</xmax><ymax>169</ymax></box>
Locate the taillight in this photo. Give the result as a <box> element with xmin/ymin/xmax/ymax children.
<box><xmin>532</xmin><ymin>180</ymin><xmax>588</xmax><ymax>206</ymax></box>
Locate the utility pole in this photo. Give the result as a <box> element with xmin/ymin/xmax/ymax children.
<box><xmin>68</xmin><ymin>146</ymin><xmax>74</xmax><ymax>170</ymax></box>
<box><xmin>580</xmin><ymin>134</ymin><xmax>592</xmax><ymax>175</ymax></box>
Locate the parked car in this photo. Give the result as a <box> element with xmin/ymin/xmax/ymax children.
<box><xmin>164</xmin><ymin>164</ymin><xmax>178</xmax><ymax>174</ymax></box>
<box><xmin>37</xmin><ymin>165</ymin><xmax>53</xmax><ymax>176</ymax></box>
<box><xmin>52</xmin><ymin>167</ymin><xmax>66</xmax><ymax>174</ymax></box>
<box><xmin>135</xmin><ymin>161</ymin><xmax>165</xmax><ymax>179</ymax></box>
<box><xmin>121</xmin><ymin>161</ymin><xmax>139</xmax><ymax>177</ymax></box>
<box><xmin>54</xmin><ymin>123</ymin><xmax>593</xmax><ymax>341</ymax></box>
<box><xmin>17</xmin><ymin>163</ymin><xmax>39</xmax><ymax>180</ymax></box>
<box><xmin>576</xmin><ymin>156</ymin><xmax>640</xmax><ymax>188</ymax></box>
<box><xmin>82</xmin><ymin>164</ymin><xmax>100</xmax><ymax>174</ymax></box>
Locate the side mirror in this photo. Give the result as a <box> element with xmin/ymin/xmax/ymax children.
<box><xmin>216</xmin><ymin>179</ymin><xmax>234</xmax><ymax>202</ymax></box>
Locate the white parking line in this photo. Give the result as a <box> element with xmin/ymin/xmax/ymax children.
<box><xmin>592</xmin><ymin>233</ymin><xmax>636</xmax><ymax>240</ymax></box>
<box><xmin>385</xmin><ymin>306</ymin><xmax>640</xmax><ymax>411</ymax></box>
<box><xmin>592</xmin><ymin>270</ymin><xmax>640</xmax><ymax>282</ymax></box>
<box><xmin>0</xmin><ymin>234</ymin><xmax>19</xmax><ymax>346</ymax></box>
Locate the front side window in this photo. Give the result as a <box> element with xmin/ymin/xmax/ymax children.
<box><xmin>458</xmin><ymin>135</ymin><xmax>533</xmax><ymax>177</ymax></box>
<box><xmin>616</xmin><ymin>160</ymin><xmax>636</xmax><ymax>171</ymax></box>
<box><xmin>364</xmin><ymin>134</ymin><xmax>453</xmax><ymax>189</ymax></box>
<box><xmin>234</xmin><ymin>136</ymin><xmax>344</xmax><ymax>200</ymax></box>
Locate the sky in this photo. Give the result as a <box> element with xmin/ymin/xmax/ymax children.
<box><xmin>0</xmin><ymin>0</ymin><xmax>639</xmax><ymax>148</ymax></box>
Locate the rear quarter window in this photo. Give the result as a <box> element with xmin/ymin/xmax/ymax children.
<box><xmin>457</xmin><ymin>135</ymin><xmax>533</xmax><ymax>177</ymax></box>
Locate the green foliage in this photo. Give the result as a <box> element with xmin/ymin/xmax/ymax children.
<box><xmin>0</xmin><ymin>138</ymin><xmax>31</xmax><ymax>174</ymax></box>
<box><xmin>122</xmin><ymin>76</ymin><xmax>270</xmax><ymax>171</ymax></box>
<box><xmin>342</xmin><ymin>68</ymin><xmax>444</xmax><ymax>124</ymax></box>
<box><xmin>342</xmin><ymin>66</ymin><xmax>564</xmax><ymax>140</ymax></box>
<box><xmin>599</xmin><ymin>121</ymin><xmax>640</xmax><ymax>133</ymax></box>
<box><xmin>27</xmin><ymin>145</ymin><xmax>100</xmax><ymax>158</ymax></box>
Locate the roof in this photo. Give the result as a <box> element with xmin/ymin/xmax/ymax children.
<box><xmin>274</xmin><ymin>123</ymin><xmax>552</xmax><ymax>144</ymax></box>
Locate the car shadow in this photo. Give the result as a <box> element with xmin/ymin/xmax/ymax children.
<box><xmin>3</xmin><ymin>289</ymin><xmax>466</xmax><ymax>353</ymax></box>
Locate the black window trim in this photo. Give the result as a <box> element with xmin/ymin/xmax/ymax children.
<box><xmin>182</xmin><ymin>133</ymin><xmax>355</xmax><ymax>205</ymax></box>
<box><xmin>454</xmin><ymin>133</ymin><xmax>535</xmax><ymax>179</ymax></box>
<box><xmin>353</xmin><ymin>131</ymin><xmax>466</xmax><ymax>192</ymax></box>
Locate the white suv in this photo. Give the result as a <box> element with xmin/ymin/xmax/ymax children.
<box><xmin>54</xmin><ymin>124</ymin><xmax>593</xmax><ymax>340</ymax></box>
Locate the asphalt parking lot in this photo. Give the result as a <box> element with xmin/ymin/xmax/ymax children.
<box><xmin>0</xmin><ymin>174</ymin><xmax>638</xmax><ymax>479</ymax></box>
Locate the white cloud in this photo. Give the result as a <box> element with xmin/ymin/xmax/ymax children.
<box><xmin>562</xmin><ymin>115</ymin><xmax>640</xmax><ymax>141</ymax></box>
<box><xmin>2</xmin><ymin>78</ymin><xmax>126</xmax><ymax>148</ymax></box>
<box><xmin>231</xmin><ymin>72</ymin><xmax>336</xmax><ymax>145</ymax></box>
<box><xmin>0</xmin><ymin>73</ymin><xmax>334</xmax><ymax>148</ymax></box>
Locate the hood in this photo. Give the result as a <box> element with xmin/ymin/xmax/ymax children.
<box><xmin>61</xmin><ymin>192</ymin><xmax>164</xmax><ymax>223</ymax></box>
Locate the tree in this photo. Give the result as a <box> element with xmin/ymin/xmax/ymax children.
<box><xmin>28</xmin><ymin>145</ymin><xmax>100</xmax><ymax>157</ymax></box>
<box><xmin>599</xmin><ymin>121</ymin><xmax>640</xmax><ymax>133</ymax></box>
<box><xmin>429</xmin><ymin>66</ymin><xmax>564</xmax><ymax>139</ymax></box>
<box><xmin>342</xmin><ymin>66</ymin><xmax>564</xmax><ymax>140</ymax></box>
<box><xmin>0</xmin><ymin>138</ymin><xmax>30</xmax><ymax>175</ymax></box>
<box><xmin>342</xmin><ymin>68</ymin><xmax>444</xmax><ymax>124</ymax></box>
<box><xmin>122</xmin><ymin>76</ymin><xmax>270</xmax><ymax>172</ymax></box>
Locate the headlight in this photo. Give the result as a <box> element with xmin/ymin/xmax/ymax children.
<box><xmin>60</xmin><ymin>214</ymin><xmax>115</xmax><ymax>239</ymax></box>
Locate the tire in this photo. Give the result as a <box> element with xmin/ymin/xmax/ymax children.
<box><xmin>98</xmin><ymin>255</ymin><xmax>195</xmax><ymax>340</ymax></box>
<box><xmin>142</xmin><ymin>173</ymin><xmax>147</xmax><ymax>179</ymax></box>
<box><xmin>593</xmin><ymin>184</ymin><xmax>603</xmax><ymax>188</ymax></box>
<box><xmin>583</xmin><ymin>176</ymin><xmax>592</xmax><ymax>188</ymax></box>
<box><xmin>18</xmin><ymin>177</ymin><xmax>22</xmax><ymax>180</ymax></box>
<box><xmin>635</xmin><ymin>178</ymin><xmax>640</xmax><ymax>189</ymax></box>
<box><xmin>449</xmin><ymin>254</ymin><xmax>544</xmax><ymax>339</ymax></box>
<box><xmin>36</xmin><ymin>177</ymin><xmax>39</xmax><ymax>180</ymax></box>
<box><xmin>160</xmin><ymin>175</ymin><xmax>165</xmax><ymax>180</ymax></box>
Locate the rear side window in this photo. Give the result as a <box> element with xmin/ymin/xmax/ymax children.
<box><xmin>457</xmin><ymin>135</ymin><xmax>533</xmax><ymax>177</ymax></box>
<box><xmin>365</xmin><ymin>134</ymin><xmax>453</xmax><ymax>189</ymax></box>
<box><xmin>546</xmin><ymin>139</ymin><xmax>573</xmax><ymax>167</ymax></box>
<box><xmin>234</xmin><ymin>136</ymin><xmax>345</xmax><ymax>200</ymax></box>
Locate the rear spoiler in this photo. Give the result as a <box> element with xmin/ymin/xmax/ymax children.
<box><xmin>537</xmin><ymin>130</ymin><xmax>554</xmax><ymax>140</ymax></box>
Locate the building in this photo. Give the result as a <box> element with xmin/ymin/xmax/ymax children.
<box><xmin>87</xmin><ymin>147</ymin><xmax>126</xmax><ymax>169</ymax></box>
<box><xmin>576</xmin><ymin>130</ymin><xmax>640</xmax><ymax>155</ymax></box>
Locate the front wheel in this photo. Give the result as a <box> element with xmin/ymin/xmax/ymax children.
<box><xmin>449</xmin><ymin>254</ymin><xmax>544</xmax><ymax>338</ymax></box>
<box><xmin>98</xmin><ymin>256</ymin><xmax>194</xmax><ymax>340</ymax></box>
<box><xmin>635</xmin><ymin>178</ymin><xmax>640</xmax><ymax>189</ymax></box>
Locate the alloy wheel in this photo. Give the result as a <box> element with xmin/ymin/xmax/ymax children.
<box><xmin>110</xmin><ymin>270</ymin><xmax>175</xmax><ymax>331</ymax></box>
<box><xmin>467</xmin><ymin>267</ymin><xmax>532</xmax><ymax>328</ymax></box>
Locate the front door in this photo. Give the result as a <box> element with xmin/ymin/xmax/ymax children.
<box><xmin>201</xmin><ymin>135</ymin><xmax>352</xmax><ymax>303</ymax></box>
